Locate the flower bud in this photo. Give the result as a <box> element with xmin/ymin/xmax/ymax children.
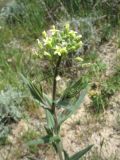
<box><xmin>44</xmin><ymin>51</ymin><xmax>51</xmax><ymax>58</ymax></box>
<box><xmin>75</xmin><ymin>57</ymin><xmax>84</xmax><ymax>62</ymax></box>
<box><xmin>42</xmin><ymin>31</ymin><xmax>47</xmax><ymax>38</ymax></box>
<box><xmin>37</xmin><ymin>39</ymin><xmax>43</xmax><ymax>49</ymax></box>
<box><xmin>65</xmin><ymin>23</ymin><xmax>70</xmax><ymax>32</ymax></box>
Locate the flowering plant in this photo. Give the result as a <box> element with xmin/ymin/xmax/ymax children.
<box><xmin>21</xmin><ymin>24</ymin><xmax>92</xmax><ymax>160</ymax></box>
<box><xmin>36</xmin><ymin>24</ymin><xmax>82</xmax><ymax>60</ymax></box>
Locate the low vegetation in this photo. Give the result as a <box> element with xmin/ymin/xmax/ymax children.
<box><xmin>0</xmin><ymin>0</ymin><xmax>119</xmax><ymax>160</ymax></box>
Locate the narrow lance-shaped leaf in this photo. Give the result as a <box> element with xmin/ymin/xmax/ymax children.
<box><xmin>45</xmin><ymin>109</ymin><xmax>55</xmax><ymax>129</ymax></box>
<box><xmin>57</xmin><ymin>78</ymin><xmax>88</xmax><ymax>109</ymax></box>
<box><xmin>27</xmin><ymin>135</ymin><xmax>50</xmax><ymax>146</ymax></box>
<box><xmin>69</xmin><ymin>145</ymin><xmax>93</xmax><ymax>160</ymax></box>
<box><xmin>27</xmin><ymin>135</ymin><xmax>60</xmax><ymax>146</ymax></box>
<box><xmin>59</xmin><ymin>78</ymin><xmax>88</xmax><ymax>103</ymax></box>
<box><xmin>44</xmin><ymin>126</ymin><xmax>58</xmax><ymax>152</ymax></box>
<box><xmin>20</xmin><ymin>74</ymin><xmax>46</xmax><ymax>108</ymax></box>
<box><xmin>43</xmin><ymin>93</ymin><xmax>53</xmax><ymax>107</ymax></box>
<box><xmin>58</xmin><ymin>87</ymin><xmax>89</xmax><ymax>126</ymax></box>
<box><xmin>64</xmin><ymin>150</ymin><xmax>70</xmax><ymax>160</ymax></box>
<box><xmin>44</xmin><ymin>126</ymin><xmax>53</xmax><ymax>136</ymax></box>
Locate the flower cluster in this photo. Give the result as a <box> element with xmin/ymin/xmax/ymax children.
<box><xmin>36</xmin><ymin>24</ymin><xmax>83</xmax><ymax>59</ymax></box>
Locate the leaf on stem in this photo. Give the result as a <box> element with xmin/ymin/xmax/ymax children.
<box><xmin>69</xmin><ymin>145</ymin><xmax>93</xmax><ymax>160</ymax></box>
<box><xmin>27</xmin><ymin>135</ymin><xmax>60</xmax><ymax>146</ymax></box>
<box><xmin>20</xmin><ymin>74</ymin><xmax>47</xmax><ymax>108</ymax></box>
<box><xmin>58</xmin><ymin>87</ymin><xmax>88</xmax><ymax>126</ymax></box>
<box><xmin>64</xmin><ymin>150</ymin><xmax>70</xmax><ymax>160</ymax></box>
<box><xmin>43</xmin><ymin>93</ymin><xmax>53</xmax><ymax>106</ymax></box>
<box><xmin>45</xmin><ymin>109</ymin><xmax>55</xmax><ymax>129</ymax></box>
<box><xmin>62</xmin><ymin>78</ymin><xmax>87</xmax><ymax>100</ymax></box>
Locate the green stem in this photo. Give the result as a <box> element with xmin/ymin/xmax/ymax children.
<box><xmin>52</xmin><ymin>56</ymin><xmax>61</xmax><ymax>128</ymax></box>
<box><xmin>57</xmin><ymin>141</ymin><xmax>64</xmax><ymax>160</ymax></box>
<box><xmin>51</xmin><ymin>56</ymin><xmax>64</xmax><ymax>160</ymax></box>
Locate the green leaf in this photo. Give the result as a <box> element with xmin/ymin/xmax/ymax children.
<box><xmin>69</xmin><ymin>145</ymin><xmax>93</xmax><ymax>160</ymax></box>
<box><xmin>44</xmin><ymin>126</ymin><xmax>59</xmax><ymax>153</ymax></box>
<box><xmin>52</xmin><ymin>142</ymin><xmax>58</xmax><ymax>153</ymax></box>
<box><xmin>45</xmin><ymin>109</ymin><xmax>55</xmax><ymax>129</ymax></box>
<box><xmin>43</xmin><ymin>93</ymin><xmax>53</xmax><ymax>106</ymax></box>
<box><xmin>28</xmin><ymin>135</ymin><xmax>60</xmax><ymax>146</ymax></box>
<box><xmin>57</xmin><ymin>99</ymin><xmax>70</xmax><ymax>109</ymax></box>
<box><xmin>58</xmin><ymin>87</ymin><xmax>88</xmax><ymax>126</ymax></box>
<box><xmin>44</xmin><ymin>126</ymin><xmax>53</xmax><ymax>136</ymax></box>
<box><xmin>20</xmin><ymin>74</ymin><xmax>46</xmax><ymax>108</ymax></box>
<box><xmin>60</xmin><ymin>78</ymin><xmax>87</xmax><ymax>102</ymax></box>
<box><xmin>64</xmin><ymin>150</ymin><xmax>70</xmax><ymax>160</ymax></box>
<box><xmin>27</xmin><ymin>135</ymin><xmax>50</xmax><ymax>146</ymax></box>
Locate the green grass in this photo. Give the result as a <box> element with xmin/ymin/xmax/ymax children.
<box><xmin>0</xmin><ymin>48</ymin><xmax>24</xmax><ymax>89</ymax></box>
<box><xmin>22</xmin><ymin>129</ymin><xmax>41</xmax><ymax>153</ymax></box>
<box><xmin>90</xmin><ymin>69</ymin><xmax>120</xmax><ymax>113</ymax></box>
<box><xmin>1</xmin><ymin>0</ymin><xmax>119</xmax><ymax>43</ymax></box>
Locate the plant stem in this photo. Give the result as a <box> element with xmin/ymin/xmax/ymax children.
<box><xmin>51</xmin><ymin>56</ymin><xmax>64</xmax><ymax>160</ymax></box>
<box><xmin>52</xmin><ymin>56</ymin><xmax>61</xmax><ymax>125</ymax></box>
<box><xmin>57</xmin><ymin>142</ymin><xmax>64</xmax><ymax>160</ymax></box>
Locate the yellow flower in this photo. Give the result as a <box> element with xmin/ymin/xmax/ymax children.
<box><xmin>45</xmin><ymin>39</ymin><xmax>52</xmax><ymax>48</ymax></box>
<box><xmin>37</xmin><ymin>39</ymin><xmax>40</xmax><ymax>44</ymax></box>
<box><xmin>61</xmin><ymin>47</ymin><xmax>67</xmax><ymax>54</ymax></box>
<box><xmin>44</xmin><ymin>51</ymin><xmax>51</xmax><ymax>58</ymax></box>
<box><xmin>65</xmin><ymin>23</ymin><xmax>70</xmax><ymax>31</ymax></box>
<box><xmin>50</xmin><ymin>25</ymin><xmax>59</xmax><ymax>35</ymax></box>
<box><xmin>54</xmin><ymin>51</ymin><xmax>61</xmax><ymax>56</ymax></box>
<box><xmin>42</xmin><ymin>31</ymin><xmax>47</xmax><ymax>38</ymax></box>
<box><xmin>69</xmin><ymin>46</ymin><xmax>76</xmax><ymax>52</ymax></box>
<box><xmin>79</xmin><ymin>41</ymin><xmax>83</xmax><ymax>48</ymax></box>
<box><xmin>54</xmin><ymin>46</ymin><xmax>62</xmax><ymax>56</ymax></box>
<box><xmin>37</xmin><ymin>39</ymin><xmax>43</xmax><ymax>49</ymax></box>
<box><xmin>62</xmin><ymin>41</ymin><xmax>67</xmax><ymax>47</ymax></box>
<box><xmin>69</xmin><ymin>30</ymin><xmax>76</xmax><ymax>38</ymax></box>
<box><xmin>76</xmin><ymin>35</ymin><xmax>82</xmax><ymax>40</ymax></box>
<box><xmin>75</xmin><ymin>57</ymin><xmax>84</xmax><ymax>62</ymax></box>
<box><xmin>37</xmin><ymin>24</ymin><xmax>83</xmax><ymax>60</ymax></box>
